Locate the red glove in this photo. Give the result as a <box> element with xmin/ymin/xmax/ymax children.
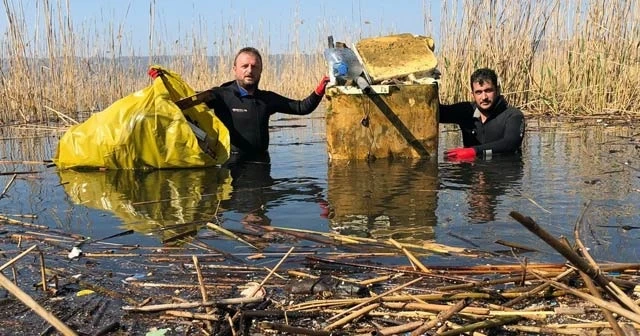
<box><xmin>148</xmin><ymin>67</ymin><xmax>163</xmax><ymax>79</ymax></box>
<box><xmin>314</xmin><ymin>75</ymin><xmax>330</xmax><ymax>96</ymax></box>
<box><xmin>445</xmin><ymin>147</ymin><xmax>477</xmax><ymax>162</ymax></box>
<box><xmin>317</xmin><ymin>199</ymin><xmax>330</xmax><ymax>218</ymax></box>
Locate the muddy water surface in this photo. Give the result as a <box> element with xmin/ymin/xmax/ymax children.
<box><xmin>0</xmin><ymin>112</ymin><xmax>638</xmax><ymax>268</ymax></box>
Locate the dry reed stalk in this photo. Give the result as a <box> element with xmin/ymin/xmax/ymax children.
<box><xmin>7</xmin><ymin>1</ymin><xmax>638</xmax><ymax>121</ymax></box>
<box><xmin>502</xmin><ymin>268</ymin><xmax>575</xmax><ymax>307</ymax></box>
<box><xmin>191</xmin><ymin>256</ymin><xmax>210</xmax><ymax>308</ymax></box>
<box><xmin>82</xmin><ymin>253</ymin><xmax>144</xmax><ymax>258</ymax></box>
<box><xmin>547</xmin><ymin>322</ymin><xmax>640</xmax><ymax>329</ymax></box>
<box><xmin>0</xmin><ymin>213</ymin><xmax>38</xmax><ymax>218</ymax></box>
<box><xmin>268</xmin><ymin>226</ymin><xmax>464</xmax><ymax>254</ymax></box>
<box><xmin>0</xmin><ymin>171</ymin><xmax>42</xmax><ymax>176</ymax></box>
<box><xmin>11</xmin><ymin>231</ymin><xmax>75</xmax><ymax>242</ymax></box>
<box><xmin>0</xmin><ymin>244</ymin><xmax>38</xmax><ymax>271</ymax></box>
<box><xmin>324</xmin><ymin>302</ymin><xmax>380</xmax><ymax>331</ymax></box>
<box><xmin>510</xmin><ymin>211</ymin><xmax>636</xmax><ymax>309</ymax></box>
<box><xmin>378</xmin><ymin>320</ymin><xmax>424</xmax><ymax>336</ymax></box>
<box><xmin>489</xmin><ymin>310</ymin><xmax>557</xmax><ymax>317</ymax></box>
<box><xmin>122</xmin><ymin>296</ymin><xmax>263</xmax><ymax>312</ymax></box>
<box><xmin>410</xmin><ymin>299</ymin><xmax>471</xmax><ymax>336</ymax></box>
<box><xmin>382</xmin><ymin>301</ymin><xmax>488</xmax><ymax>316</ymax></box>
<box><xmin>0</xmin><ymin>271</ymin><xmax>77</xmax><ymax>336</ymax></box>
<box><xmin>436</xmin><ymin>273</ymin><xmax>555</xmax><ymax>291</ymax></box>
<box><xmin>1</xmin><ymin>216</ymin><xmax>48</xmax><ymax>229</ymax></box>
<box><xmin>125</xmin><ymin>283</ymin><xmax>233</xmax><ymax>290</ymax></box>
<box><xmin>205</xmin><ymin>222</ymin><xmax>256</xmax><ymax>249</ymax></box>
<box><xmin>443</xmin><ymin>321</ymin><xmax>487</xmax><ymax>336</ymax></box>
<box><xmin>573</xmin><ymin>201</ymin><xmax>626</xmax><ymax>336</ymax></box>
<box><xmin>246</xmin><ymin>246</ymin><xmax>295</xmax><ymax>298</ymax></box>
<box><xmin>307</xmin><ymin>256</ymin><xmax>469</xmax><ymax>283</ymax></box>
<box><xmin>226</xmin><ymin>314</ymin><xmax>237</xmax><ymax>336</ymax></box>
<box><xmin>358</xmin><ymin>274</ymin><xmax>396</xmax><ymax>286</ymax></box>
<box><xmin>325</xmin><ymin>277</ymin><xmax>424</xmax><ymax>323</ymax></box>
<box><xmin>137</xmin><ymin>298</ymin><xmax>153</xmax><ymax>307</ymax></box>
<box><xmin>43</xmin><ymin>106</ymin><xmax>78</xmax><ymax>125</ymax></box>
<box><xmin>164</xmin><ymin>310</ymin><xmax>219</xmax><ymax>321</ymax></box>
<box><xmin>431</xmin><ymin>263</ymin><xmax>567</xmax><ymax>273</ymax></box>
<box><xmin>438</xmin><ymin>0</ymin><xmax>640</xmax><ymax>117</ymax></box>
<box><xmin>290</xmin><ymin>292</ymin><xmax>495</xmax><ymax>312</ymax></box>
<box><xmin>287</xmin><ymin>270</ymin><xmax>318</xmax><ymax>279</ymax></box>
<box><xmin>503</xmin><ymin>325</ymin><xmax>594</xmax><ymax>335</ymax></box>
<box><xmin>192</xmin><ymin>254</ymin><xmax>214</xmax><ymax>334</ymax></box>
<box><xmin>258</xmin><ymin>321</ymin><xmax>332</xmax><ymax>336</ymax></box>
<box><xmin>38</xmin><ymin>250</ymin><xmax>47</xmax><ymax>292</ymax></box>
<box><xmin>486</xmin><ymin>304</ymin><xmax>546</xmax><ymax>321</ymax></box>
<box><xmin>262</xmin><ymin>266</ymin><xmax>286</xmax><ymax>280</ymax></box>
<box><xmin>324</xmin><ymin>308</ymin><xmax>438</xmax><ymax>319</ymax></box>
<box><xmin>0</xmin><ymin>174</ymin><xmax>17</xmax><ymax>199</ymax></box>
<box><xmin>388</xmin><ymin>238</ymin><xmax>431</xmax><ymax>273</ymax></box>
<box><xmin>548</xmin><ymin>279</ymin><xmax>640</xmax><ymax>324</ymax></box>
<box><xmin>287</xmin><ymin>299</ymin><xmax>356</xmax><ymax>312</ymax></box>
<box><xmin>438</xmin><ymin>316</ymin><xmax>521</xmax><ymax>336</ymax></box>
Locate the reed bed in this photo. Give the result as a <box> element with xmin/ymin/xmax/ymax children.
<box><xmin>1</xmin><ymin>0</ymin><xmax>639</xmax><ymax>124</ymax></box>
<box><xmin>438</xmin><ymin>0</ymin><xmax>640</xmax><ymax>119</ymax></box>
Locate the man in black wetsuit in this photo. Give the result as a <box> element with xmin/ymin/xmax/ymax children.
<box><xmin>148</xmin><ymin>47</ymin><xmax>329</xmax><ymax>166</ymax></box>
<box><xmin>440</xmin><ymin>68</ymin><xmax>525</xmax><ymax>161</ymax></box>
<box><xmin>205</xmin><ymin>47</ymin><xmax>329</xmax><ymax>165</ymax></box>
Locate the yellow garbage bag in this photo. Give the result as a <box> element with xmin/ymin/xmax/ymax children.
<box><xmin>53</xmin><ymin>66</ymin><xmax>230</xmax><ymax>169</ymax></box>
<box><xmin>58</xmin><ymin>168</ymin><xmax>232</xmax><ymax>246</ymax></box>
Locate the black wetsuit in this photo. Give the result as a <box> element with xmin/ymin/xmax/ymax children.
<box><xmin>206</xmin><ymin>80</ymin><xmax>322</xmax><ymax>164</ymax></box>
<box><xmin>439</xmin><ymin>96</ymin><xmax>525</xmax><ymax>157</ymax></box>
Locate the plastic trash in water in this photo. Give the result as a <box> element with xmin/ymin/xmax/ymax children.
<box><xmin>68</xmin><ymin>246</ymin><xmax>82</xmax><ymax>259</ymax></box>
<box><xmin>324</xmin><ymin>47</ymin><xmax>365</xmax><ymax>85</ymax></box>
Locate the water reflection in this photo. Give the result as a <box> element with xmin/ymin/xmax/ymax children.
<box><xmin>441</xmin><ymin>156</ymin><xmax>524</xmax><ymax>223</ymax></box>
<box><xmin>58</xmin><ymin>168</ymin><xmax>232</xmax><ymax>245</ymax></box>
<box><xmin>222</xmin><ymin>161</ymin><xmax>327</xmax><ymax>225</ymax></box>
<box><xmin>326</xmin><ymin>159</ymin><xmax>438</xmax><ymax>242</ymax></box>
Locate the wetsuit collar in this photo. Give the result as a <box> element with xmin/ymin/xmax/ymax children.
<box><xmin>236</xmin><ymin>81</ymin><xmax>250</xmax><ymax>97</ymax></box>
<box><xmin>220</xmin><ymin>80</ymin><xmax>260</xmax><ymax>97</ymax></box>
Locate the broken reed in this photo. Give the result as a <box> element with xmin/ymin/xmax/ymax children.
<box><xmin>1</xmin><ymin>0</ymin><xmax>639</xmax><ymax>123</ymax></box>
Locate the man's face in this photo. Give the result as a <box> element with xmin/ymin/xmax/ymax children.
<box><xmin>233</xmin><ymin>52</ymin><xmax>262</xmax><ymax>89</ymax></box>
<box><xmin>471</xmin><ymin>80</ymin><xmax>498</xmax><ymax>113</ymax></box>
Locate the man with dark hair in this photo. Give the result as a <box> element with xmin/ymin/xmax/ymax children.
<box><xmin>439</xmin><ymin>68</ymin><xmax>525</xmax><ymax>161</ymax></box>
<box><xmin>208</xmin><ymin>47</ymin><xmax>329</xmax><ymax>165</ymax></box>
<box><xmin>149</xmin><ymin>47</ymin><xmax>329</xmax><ymax>165</ymax></box>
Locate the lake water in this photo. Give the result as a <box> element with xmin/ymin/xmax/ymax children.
<box><xmin>0</xmin><ymin>109</ymin><xmax>638</xmax><ymax>267</ymax></box>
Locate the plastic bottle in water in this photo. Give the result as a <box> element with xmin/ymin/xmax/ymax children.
<box><xmin>323</xmin><ymin>47</ymin><xmax>364</xmax><ymax>84</ymax></box>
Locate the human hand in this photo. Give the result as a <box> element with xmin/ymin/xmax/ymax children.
<box><xmin>317</xmin><ymin>199</ymin><xmax>330</xmax><ymax>218</ymax></box>
<box><xmin>445</xmin><ymin>147</ymin><xmax>477</xmax><ymax>162</ymax></box>
<box><xmin>314</xmin><ymin>75</ymin><xmax>330</xmax><ymax>96</ymax></box>
<box><xmin>148</xmin><ymin>67</ymin><xmax>163</xmax><ymax>79</ymax></box>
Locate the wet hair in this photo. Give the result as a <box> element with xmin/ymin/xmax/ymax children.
<box><xmin>234</xmin><ymin>47</ymin><xmax>262</xmax><ymax>65</ymax></box>
<box><xmin>470</xmin><ymin>68</ymin><xmax>499</xmax><ymax>89</ymax></box>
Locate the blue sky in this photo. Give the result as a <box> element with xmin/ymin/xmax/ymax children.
<box><xmin>1</xmin><ymin>0</ymin><xmax>441</xmax><ymax>55</ymax></box>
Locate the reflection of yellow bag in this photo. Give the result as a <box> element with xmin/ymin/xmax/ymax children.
<box><xmin>58</xmin><ymin>168</ymin><xmax>232</xmax><ymax>246</ymax></box>
<box><xmin>53</xmin><ymin>66</ymin><xmax>230</xmax><ymax>169</ymax></box>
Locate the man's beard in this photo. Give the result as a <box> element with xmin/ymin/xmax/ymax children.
<box><xmin>238</xmin><ymin>78</ymin><xmax>259</xmax><ymax>91</ymax></box>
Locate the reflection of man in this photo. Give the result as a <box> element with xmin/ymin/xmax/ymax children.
<box><xmin>444</xmin><ymin>156</ymin><xmax>524</xmax><ymax>223</ymax></box>
<box><xmin>224</xmin><ymin>162</ymin><xmax>275</xmax><ymax>225</ymax></box>
<box><xmin>222</xmin><ymin>161</ymin><xmax>327</xmax><ymax>226</ymax></box>
<box><xmin>467</xmin><ymin>171</ymin><xmax>497</xmax><ymax>222</ymax></box>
